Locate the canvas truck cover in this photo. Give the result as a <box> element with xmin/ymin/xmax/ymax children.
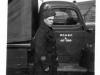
<box><xmin>7</xmin><ymin>0</ymin><xmax>32</xmax><ymax>43</ymax></box>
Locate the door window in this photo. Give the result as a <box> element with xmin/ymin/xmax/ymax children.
<box><xmin>53</xmin><ymin>8</ymin><xmax>79</xmax><ymax>25</ymax></box>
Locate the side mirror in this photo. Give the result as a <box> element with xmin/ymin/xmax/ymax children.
<box><xmin>85</xmin><ymin>22</ymin><xmax>95</xmax><ymax>33</ymax></box>
<box><xmin>86</xmin><ymin>28</ymin><xmax>94</xmax><ymax>32</ymax></box>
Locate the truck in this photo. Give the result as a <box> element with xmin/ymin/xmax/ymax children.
<box><xmin>7</xmin><ymin>0</ymin><xmax>95</xmax><ymax>75</ymax></box>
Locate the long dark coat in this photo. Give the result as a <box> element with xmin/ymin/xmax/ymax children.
<box><xmin>33</xmin><ymin>22</ymin><xmax>58</xmax><ymax>75</ymax></box>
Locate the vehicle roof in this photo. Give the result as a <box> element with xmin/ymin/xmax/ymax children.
<box><xmin>41</xmin><ymin>1</ymin><xmax>79</xmax><ymax>10</ymax></box>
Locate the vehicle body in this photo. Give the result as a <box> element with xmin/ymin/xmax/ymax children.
<box><xmin>7</xmin><ymin>0</ymin><xmax>95</xmax><ymax>75</ymax></box>
<box><xmin>39</xmin><ymin>1</ymin><xmax>95</xmax><ymax>64</ymax></box>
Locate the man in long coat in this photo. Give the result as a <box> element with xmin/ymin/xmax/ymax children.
<box><xmin>33</xmin><ymin>11</ymin><xmax>58</xmax><ymax>75</ymax></box>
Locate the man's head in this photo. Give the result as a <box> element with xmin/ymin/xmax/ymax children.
<box><xmin>43</xmin><ymin>11</ymin><xmax>56</xmax><ymax>27</ymax></box>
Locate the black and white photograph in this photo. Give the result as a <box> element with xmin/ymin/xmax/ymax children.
<box><xmin>6</xmin><ymin>0</ymin><xmax>95</xmax><ymax>75</ymax></box>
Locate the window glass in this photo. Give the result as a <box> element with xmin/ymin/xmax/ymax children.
<box><xmin>53</xmin><ymin>8</ymin><xmax>79</xmax><ymax>25</ymax></box>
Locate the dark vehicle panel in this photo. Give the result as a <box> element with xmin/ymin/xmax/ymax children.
<box><xmin>53</xmin><ymin>9</ymin><xmax>84</xmax><ymax>63</ymax></box>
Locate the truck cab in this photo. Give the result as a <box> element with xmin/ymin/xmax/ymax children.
<box><xmin>39</xmin><ymin>1</ymin><xmax>95</xmax><ymax>72</ymax></box>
